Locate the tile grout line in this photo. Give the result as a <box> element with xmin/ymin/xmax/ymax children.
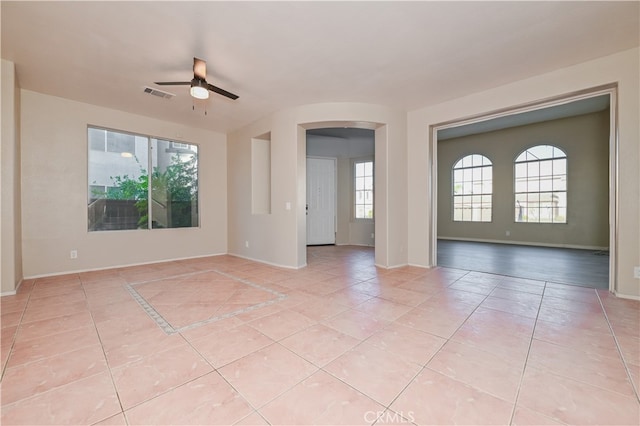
<box><xmin>595</xmin><ymin>290</ymin><xmax>640</xmax><ymax>403</ymax></box>
<box><xmin>124</xmin><ymin>268</ymin><xmax>288</xmax><ymax>336</ymax></box>
<box><xmin>80</xmin><ymin>278</ymin><xmax>128</xmax><ymax>424</ymax></box>
<box><xmin>0</xmin><ymin>288</ymin><xmax>33</xmax><ymax>381</ymax></box>
<box><xmin>506</xmin><ymin>280</ymin><xmax>547</xmax><ymax>426</ymax></box>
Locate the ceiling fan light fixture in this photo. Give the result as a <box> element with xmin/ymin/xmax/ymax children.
<box><xmin>190</xmin><ymin>79</ymin><xmax>209</xmax><ymax>99</ymax></box>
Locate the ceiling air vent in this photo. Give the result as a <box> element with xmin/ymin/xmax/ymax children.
<box><xmin>143</xmin><ymin>86</ymin><xmax>175</xmax><ymax>100</ymax></box>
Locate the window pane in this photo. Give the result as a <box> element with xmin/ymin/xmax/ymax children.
<box><xmin>453</xmin><ymin>207</ymin><xmax>462</xmax><ymax>221</ymax></box>
<box><xmin>539</xmin><ymin>160</ymin><xmax>553</xmax><ymax>176</ymax></box>
<box><xmin>481</xmin><ymin>207</ymin><xmax>492</xmax><ymax>222</ymax></box>
<box><xmin>539</xmin><ymin>176</ymin><xmax>553</xmax><ymax>191</ymax></box>
<box><xmin>364</xmin><ymin>176</ymin><xmax>373</xmax><ymax>190</ymax></box>
<box><xmin>355</xmin><ymin>205</ymin><xmax>365</xmax><ymax>218</ymax></box>
<box><xmin>553</xmin><ymin>146</ymin><xmax>567</xmax><ymax>158</ymax></box>
<box><xmin>88</xmin><ymin>129</ymin><xmax>148</xmax><ymax>231</ymax></box>
<box><xmin>150</xmin><ymin>139</ymin><xmax>199</xmax><ymax>229</ymax></box>
<box><xmin>107</xmin><ymin>132</ymin><xmax>136</xmax><ymax>154</ymax></box>
<box><xmin>88</xmin><ymin>128</ymin><xmax>106</xmax><ymax>151</ymax></box>
<box><xmin>553</xmin><ymin>158</ymin><xmax>567</xmax><ymax>175</ymax></box>
<box><xmin>555</xmin><ymin>207</ymin><xmax>567</xmax><ymax>223</ymax></box>
<box><xmin>482</xmin><ymin>166</ymin><xmax>492</xmax><ymax>181</ymax></box>
<box><xmin>364</xmin><ymin>162</ymin><xmax>373</xmax><ymax>175</ymax></box>
<box><xmin>453</xmin><ymin>169</ymin><xmax>463</xmax><ymax>184</ymax></box>
<box><xmin>527</xmin><ymin>177</ymin><xmax>540</xmax><ymax>192</ymax></box>
<box><xmin>553</xmin><ymin>175</ymin><xmax>567</xmax><ymax>191</ymax></box>
<box><xmin>554</xmin><ymin>191</ymin><xmax>567</xmax><ymax>207</ymax></box>
<box><xmin>356</xmin><ymin>177</ymin><xmax>364</xmax><ymax>190</ymax></box>
<box><xmin>529</xmin><ymin>145</ymin><xmax>554</xmax><ymax>160</ymax></box>
<box><xmin>515</xmin><ymin>163</ymin><xmax>527</xmax><ymax>178</ymax></box>
<box><xmin>462</xmin><ymin>181</ymin><xmax>472</xmax><ymax>195</ymax></box>
<box><xmin>355</xmin><ymin>163</ymin><xmax>365</xmax><ymax>176</ymax></box>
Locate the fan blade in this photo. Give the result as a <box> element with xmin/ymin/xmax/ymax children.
<box><xmin>207</xmin><ymin>83</ymin><xmax>239</xmax><ymax>100</ymax></box>
<box><xmin>193</xmin><ymin>58</ymin><xmax>207</xmax><ymax>80</ymax></box>
<box><xmin>155</xmin><ymin>81</ymin><xmax>191</xmax><ymax>86</ymax></box>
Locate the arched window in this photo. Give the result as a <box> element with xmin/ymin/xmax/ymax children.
<box><xmin>514</xmin><ymin>145</ymin><xmax>567</xmax><ymax>223</ymax></box>
<box><xmin>452</xmin><ymin>154</ymin><xmax>492</xmax><ymax>222</ymax></box>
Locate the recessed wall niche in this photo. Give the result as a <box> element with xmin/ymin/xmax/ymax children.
<box><xmin>251</xmin><ymin>132</ymin><xmax>271</xmax><ymax>214</ymax></box>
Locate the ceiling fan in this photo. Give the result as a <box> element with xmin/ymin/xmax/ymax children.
<box><xmin>155</xmin><ymin>57</ymin><xmax>239</xmax><ymax>101</ymax></box>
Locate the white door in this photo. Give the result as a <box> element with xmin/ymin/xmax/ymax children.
<box><xmin>307</xmin><ymin>157</ymin><xmax>336</xmax><ymax>245</ymax></box>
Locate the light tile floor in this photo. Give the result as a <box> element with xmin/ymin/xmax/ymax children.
<box><xmin>1</xmin><ymin>245</ymin><xmax>638</xmax><ymax>425</ymax></box>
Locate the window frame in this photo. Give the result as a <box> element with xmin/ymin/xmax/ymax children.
<box><xmin>451</xmin><ymin>154</ymin><xmax>493</xmax><ymax>223</ymax></box>
<box><xmin>87</xmin><ymin>125</ymin><xmax>200</xmax><ymax>232</ymax></box>
<box><xmin>513</xmin><ymin>144</ymin><xmax>567</xmax><ymax>224</ymax></box>
<box><xmin>353</xmin><ymin>158</ymin><xmax>374</xmax><ymax>220</ymax></box>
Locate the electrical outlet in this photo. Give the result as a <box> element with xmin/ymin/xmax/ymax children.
<box><xmin>70</xmin><ymin>250</ymin><xmax>78</xmax><ymax>259</ymax></box>
<box><xmin>245</xmin><ymin>241</ymin><xmax>249</xmax><ymax>248</ymax></box>
<box><xmin>506</xmin><ymin>230</ymin><xmax>510</xmax><ymax>236</ymax></box>
<box><xmin>371</xmin><ymin>233</ymin><xmax>375</xmax><ymax>239</ymax></box>
<box><xmin>634</xmin><ymin>266</ymin><xmax>640</xmax><ymax>279</ymax></box>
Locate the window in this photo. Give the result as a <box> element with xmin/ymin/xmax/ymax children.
<box><xmin>452</xmin><ymin>154</ymin><xmax>492</xmax><ymax>222</ymax></box>
<box><xmin>354</xmin><ymin>160</ymin><xmax>373</xmax><ymax>219</ymax></box>
<box><xmin>514</xmin><ymin>145</ymin><xmax>567</xmax><ymax>223</ymax></box>
<box><xmin>88</xmin><ymin>127</ymin><xmax>199</xmax><ymax>231</ymax></box>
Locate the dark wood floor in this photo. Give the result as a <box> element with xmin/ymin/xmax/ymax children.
<box><xmin>437</xmin><ymin>240</ymin><xmax>609</xmax><ymax>289</ymax></box>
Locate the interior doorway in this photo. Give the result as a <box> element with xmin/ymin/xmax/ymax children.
<box><xmin>430</xmin><ymin>86</ymin><xmax>618</xmax><ymax>291</ymax></box>
<box><xmin>305</xmin><ymin>127</ymin><xmax>375</xmax><ymax>249</ymax></box>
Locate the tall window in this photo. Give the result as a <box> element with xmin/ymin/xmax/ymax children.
<box><xmin>514</xmin><ymin>144</ymin><xmax>567</xmax><ymax>223</ymax></box>
<box><xmin>452</xmin><ymin>154</ymin><xmax>492</xmax><ymax>222</ymax></box>
<box><xmin>354</xmin><ymin>160</ymin><xmax>373</xmax><ymax>219</ymax></box>
<box><xmin>88</xmin><ymin>127</ymin><xmax>199</xmax><ymax>231</ymax></box>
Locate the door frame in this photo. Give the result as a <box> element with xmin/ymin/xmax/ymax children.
<box><xmin>306</xmin><ymin>155</ymin><xmax>337</xmax><ymax>245</ymax></box>
<box><xmin>428</xmin><ymin>84</ymin><xmax>618</xmax><ymax>293</ymax></box>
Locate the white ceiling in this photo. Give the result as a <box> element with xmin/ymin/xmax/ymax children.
<box><xmin>2</xmin><ymin>1</ymin><xmax>638</xmax><ymax>135</ymax></box>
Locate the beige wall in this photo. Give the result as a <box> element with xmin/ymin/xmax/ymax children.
<box><xmin>228</xmin><ymin>103</ymin><xmax>407</xmax><ymax>269</ymax></box>
<box><xmin>1</xmin><ymin>59</ymin><xmax>23</xmax><ymax>294</ymax></box>
<box><xmin>437</xmin><ymin>110</ymin><xmax>610</xmax><ymax>249</ymax></box>
<box><xmin>408</xmin><ymin>47</ymin><xmax>640</xmax><ymax>298</ymax></box>
<box><xmin>20</xmin><ymin>91</ymin><xmax>228</xmax><ymax>278</ymax></box>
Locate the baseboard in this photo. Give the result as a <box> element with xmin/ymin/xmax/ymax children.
<box><xmin>228</xmin><ymin>253</ymin><xmax>305</xmax><ymax>270</ymax></box>
<box><xmin>407</xmin><ymin>263</ymin><xmax>434</xmax><ymax>270</ymax></box>
<box><xmin>1</xmin><ymin>277</ymin><xmax>24</xmax><ymax>297</ymax></box>
<box><xmin>22</xmin><ymin>252</ymin><xmax>228</xmax><ymax>280</ymax></box>
<box><xmin>613</xmin><ymin>291</ymin><xmax>640</xmax><ymax>301</ymax></box>
<box><xmin>437</xmin><ymin>237</ymin><xmax>608</xmax><ymax>251</ymax></box>
<box><xmin>374</xmin><ymin>262</ymin><xmax>410</xmax><ymax>270</ymax></box>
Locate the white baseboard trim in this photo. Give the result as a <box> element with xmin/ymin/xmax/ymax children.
<box><xmin>374</xmin><ymin>262</ymin><xmax>410</xmax><ymax>270</ymax></box>
<box><xmin>228</xmin><ymin>253</ymin><xmax>305</xmax><ymax>270</ymax></box>
<box><xmin>1</xmin><ymin>289</ymin><xmax>18</xmax><ymax>297</ymax></box>
<box><xmin>407</xmin><ymin>263</ymin><xmax>434</xmax><ymax>270</ymax></box>
<box><xmin>22</xmin><ymin>252</ymin><xmax>228</xmax><ymax>280</ymax></box>
<box><xmin>437</xmin><ymin>237</ymin><xmax>608</xmax><ymax>251</ymax></box>
<box><xmin>613</xmin><ymin>291</ymin><xmax>640</xmax><ymax>301</ymax></box>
